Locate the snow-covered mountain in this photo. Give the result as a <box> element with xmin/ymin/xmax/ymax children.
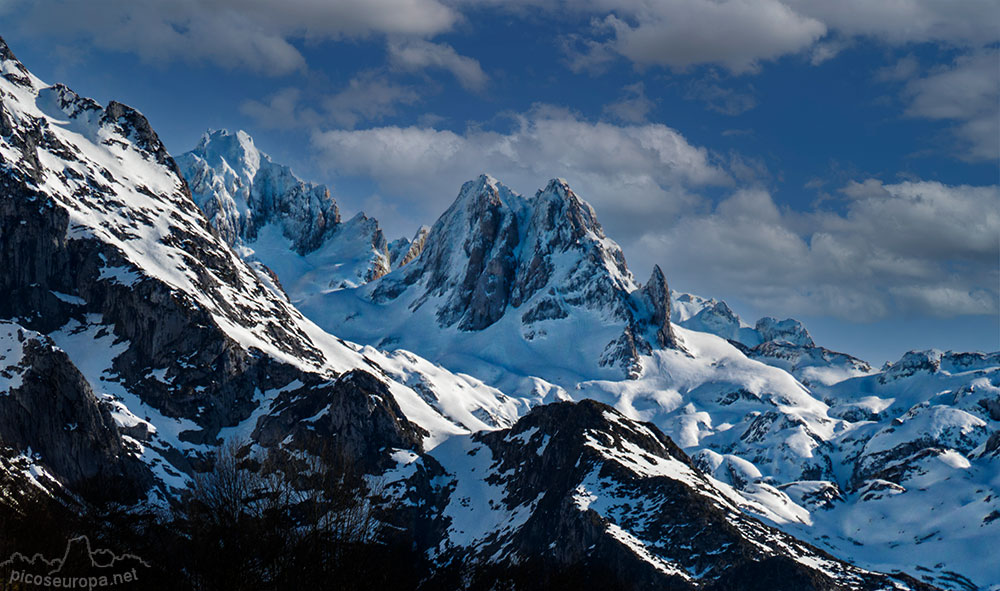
<box><xmin>0</xmin><ymin>35</ymin><xmax>995</xmax><ymax>590</ymax></box>
<box><xmin>298</xmin><ymin>174</ymin><xmax>680</xmax><ymax>387</ymax></box>
<box><xmin>671</xmin><ymin>291</ymin><xmax>873</xmax><ymax>386</ymax></box>
<box><xmin>0</xmin><ymin>37</ymin><xmax>526</xmax><ymax>501</ymax></box>
<box><xmin>177</xmin><ymin>129</ymin><xmax>399</xmax><ymax>293</ymax></box>
<box><xmin>259</xmin><ymin>173</ymin><xmax>998</xmax><ymax>589</ymax></box>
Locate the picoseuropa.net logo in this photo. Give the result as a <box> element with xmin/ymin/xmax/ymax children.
<box><xmin>1</xmin><ymin>535</ymin><xmax>149</xmax><ymax>589</ymax></box>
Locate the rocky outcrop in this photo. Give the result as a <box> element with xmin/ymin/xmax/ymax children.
<box><xmin>754</xmin><ymin>317</ymin><xmax>814</xmax><ymax>347</ymax></box>
<box><xmin>401</xmin><ymin>175</ymin><xmax>522</xmax><ymax>330</ymax></box>
<box><xmin>425</xmin><ymin>400</ymin><xmax>931</xmax><ymax>591</ymax></box>
<box><xmin>389</xmin><ymin>225</ymin><xmax>430</xmax><ymax>269</ymax></box>
<box><xmin>177</xmin><ymin>129</ymin><xmax>340</xmax><ymax>254</ymax></box>
<box><xmin>0</xmin><ymin>46</ymin><xmax>381</xmax><ymax>500</ymax></box>
<box><xmin>178</xmin><ymin>129</ymin><xmax>409</xmax><ymax>294</ymax></box>
<box><xmin>639</xmin><ymin>265</ymin><xmax>678</xmax><ymax>349</ymax></box>
<box><xmin>367</xmin><ymin>175</ymin><xmax>683</xmax><ymax>377</ymax></box>
<box><xmin>252</xmin><ymin>369</ymin><xmax>427</xmax><ymax>473</ymax></box>
<box><xmin>0</xmin><ymin>324</ymin><xmax>152</xmax><ymax>502</ymax></box>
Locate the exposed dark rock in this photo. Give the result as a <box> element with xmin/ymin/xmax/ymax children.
<box><xmin>252</xmin><ymin>369</ymin><xmax>427</xmax><ymax>473</ymax></box>
<box><xmin>639</xmin><ymin>264</ymin><xmax>678</xmax><ymax>348</ymax></box>
<box><xmin>426</xmin><ymin>400</ymin><xmax>928</xmax><ymax>591</ymax></box>
<box><xmin>0</xmin><ymin>328</ymin><xmax>152</xmax><ymax>502</ymax></box>
<box><xmin>390</xmin><ymin>225</ymin><xmax>430</xmax><ymax>269</ymax></box>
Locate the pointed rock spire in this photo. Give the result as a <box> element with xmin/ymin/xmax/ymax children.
<box><xmin>641</xmin><ymin>265</ymin><xmax>678</xmax><ymax>349</ymax></box>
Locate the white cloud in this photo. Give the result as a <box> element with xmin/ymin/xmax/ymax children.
<box><xmin>875</xmin><ymin>55</ymin><xmax>920</xmax><ymax>82</ymax></box>
<box><xmin>589</xmin><ymin>0</ymin><xmax>826</xmax><ymax>74</ymax></box>
<box><xmin>311</xmin><ymin>105</ymin><xmax>730</xmax><ymax>235</ymax></box>
<box><xmin>808</xmin><ymin>37</ymin><xmax>853</xmax><ymax>65</ymax></box>
<box><xmin>487</xmin><ymin>0</ymin><xmax>999</xmax><ymax>73</ymax></box>
<box><xmin>240</xmin><ymin>88</ymin><xmax>321</xmax><ymax>129</ymax></box>
<box><xmin>5</xmin><ymin>0</ymin><xmax>458</xmax><ymax>75</ymax></box>
<box><xmin>388</xmin><ymin>39</ymin><xmax>489</xmax><ymax>91</ymax></box>
<box><xmin>789</xmin><ymin>0</ymin><xmax>1000</xmax><ymax>47</ymax></box>
<box><xmin>639</xmin><ymin>180</ymin><xmax>1000</xmax><ymax>320</ymax></box>
<box><xmin>901</xmin><ymin>49</ymin><xmax>999</xmax><ymax>162</ymax></box>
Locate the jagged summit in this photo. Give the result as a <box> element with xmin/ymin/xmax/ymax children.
<box><xmin>311</xmin><ymin>175</ymin><xmax>679</xmax><ymax>379</ymax></box>
<box><xmin>1</xmin><ymin>36</ymin><xmax>992</xmax><ymax>589</ymax></box>
<box><xmin>177</xmin><ymin>129</ymin><xmax>415</xmax><ymax>294</ymax></box>
<box><xmin>0</xmin><ymin>41</ymin><xmax>526</xmax><ymax>503</ymax></box>
<box><xmin>755</xmin><ymin>316</ymin><xmax>814</xmax><ymax>347</ymax></box>
<box><xmin>388</xmin><ymin>225</ymin><xmax>430</xmax><ymax>269</ymax></box>
<box><xmin>178</xmin><ymin>128</ymin><xmax>339</xmax><ymax>254</ymax></box>
<box><xmin>638</xmin><ymin>265</ymin><xmax>678</xmax><ymax>349</ymax></box>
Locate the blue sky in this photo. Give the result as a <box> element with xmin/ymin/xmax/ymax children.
<box><xmin>2</xmin><ymin>0</ymin><xmax>998</xmax><ymax>363</ymax></box>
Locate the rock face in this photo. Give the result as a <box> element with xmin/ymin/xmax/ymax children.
<box><xmin>0</xmin><ymin>36</ymin><xmax>990</xmax><ymax>590</ymax></box>
<box><xmin>177</xmin><ymin>129</ymin><xmax>394</xmax><ymax>293</ymax></box>
<box><xmin>0</xmin><ymin>323</ymin><xmax>151</xmax><ymax>502</ymax></box>
<box><xmin>0</xmin><ymin>38</ymin><xmax>498</xmax><ymax>507</ymax></box>
<box><xmin>177</xmin><ymin>129</ymin><xmax>340</xmax><ymax>254</ymax></box>
<box><xmin>359</xmin><ymin>175</ymin><xmax>682</xmax><ymax>378</ymax></box>
<box><xmin>389</xmin><ymin>225</ymin><xmax>430</xmax><ymax>269</ymax></box>
<box><xmin>252</xmin><ymin>369</ymin><xmax>427</xmax><ymax>473</ymax></box>
<box><xmin>638</xmin><ymin>265</ymin><xmax>678</xmax><ymax>349</ymax></box>
<box><xmin>418</xmin><ymin>400</ymin><xmax>931</xmax><ymax>591</ymax></box>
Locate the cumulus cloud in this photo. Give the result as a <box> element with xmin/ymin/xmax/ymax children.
<box><xmin>240</xmin><ymin>88</ymin><xmax>321</xmax><ymax>129</ymax></box>
<box><xmin>578</xmin><ymin>0</ymin><xmax>827</xmax><ymax>74</ymax></box>
<box><xmin>323</xmin><ymin>73</ymin><xmax>422</xmax><ymax>127</ymax></box>
<box><xmin>900</xmin><ymin>49</ymin><xmax>999</xmax><ymax>162</ymax></box>
<box><xmin>311</xmin><ymin>105</ymin><xmax>730</xmax><ymax>235</ymax></box>
<box><xmin>388</xmin><ymin>39</ymin><xmax>489</xmax><ymax>91</ymax></box>
<box><xmin>3</xmin><ymin>0</ymin><xmax>458</xmax><ymax>74</ymax></box>
<box><xmin>788</xmin><ymin>0</ymin><xmax>1000</xmax><ymax>47</ymax></box>
<box><xmin>639</xmin><ymin>180</ymin><xmax>999</xmax><ymax>320</ymax></box>
<box><xmin>493</xmin><ymin>0</ymin><xmax>999</xmax><ymax>73</ymax></box>
<box><xmin>7</xmin><ymin>0</ymin><xmax>999</xmax><ymax>79</ymax></box>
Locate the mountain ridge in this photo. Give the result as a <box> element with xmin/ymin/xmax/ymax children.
<box><xmin>0</xmin><ymin>38</ymin><xmax>995</xmax><ymax>590</ymax></box>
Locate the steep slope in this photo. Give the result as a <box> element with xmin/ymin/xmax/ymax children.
<box><xmin>177</xmin><ymin>129</ymin><xmax>392</xmax><ymax>293</ymax></box>
<box><xmin>0</xmin><ymin>38</ymin><xmax>521</xmax><ymax>505</ymax></box>
<box><xmin>280</xmin><ymin>173</ymin><xmax>996</xmax><ymax>589</ymax></box>
<box><xmin>0</xmin><ymin>322</ymin><xmax>151</xmax><ymax>503</ymax></box>
<box><xmin>0</xmin><ymin>36</ymin><xmax>989</xmax><ymax>590</ymax></box>
<box><xmin>671</xmin><ymin>291</ymin><xmax>873</xmax><ymax>386</ymax></box>
<box><xmin>176</xmin><ymin>129</ymin><xmax>339</xmax><ymax>254</ymax></box>
<box><xmin>305</xmin><ymin>174</ymin><xmax>680</xmax><ymax>384</ymax></box>
<box><xmin>412</xmin><ymin>400</ymin><xmax>932</xmax><ymax>591</ymax></box>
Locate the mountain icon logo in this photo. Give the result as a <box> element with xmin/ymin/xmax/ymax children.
<box><xmin>1</xmin><ymin>535</ymin><xmax>149</xmax><ymax>588</ymax></box>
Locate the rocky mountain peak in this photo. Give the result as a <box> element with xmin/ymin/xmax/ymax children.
<box><xmin>879</xmin><ymin>349</ymin><xmax>945</xmax><ymax>383</ymax></box>
<box><xmin>357</xmin><ymin>175</ymin><xmax>679</xmax><ymax>378</ymax></box>
<box><xmin>101</xmin><ymin>100</ymin><xmax>179</xmax><ymax>173</ymax></box>
<box><xmin>192</xmin><ymin>128</ymin><xmax>262</xmax><ymax>183</ymax></box>
<box><xmin>639</xmin><ymin>265</ymin><xmax>678</xmax><ymax>348</ymax></box>
<box><xmin>454</xmin><ymin>173</ymin><xmax>524</xmax><ymax>213</ymax></box>
<box><xmin>404</xmin><ymin>173</ymin><xmax>523</xmax><ymax>330</ymax></box>
<box><xmin>388</xmin><ymin>225</ymin><xmax>430</xmax><ymax>269</ymax></box>
<box><xmin>755</xmin><ymin>317</ymin><xmax>814</xmax><ymax>347</ymax></box>
<box><xmin>178</xmin><ymin>128</ymin><xmax>339</xmax><ymax>254</ymax></box>
<box><xmin>529</xmin><ymin>177</ymin><xmax>602</xmax><ymax>242</ymax></box>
